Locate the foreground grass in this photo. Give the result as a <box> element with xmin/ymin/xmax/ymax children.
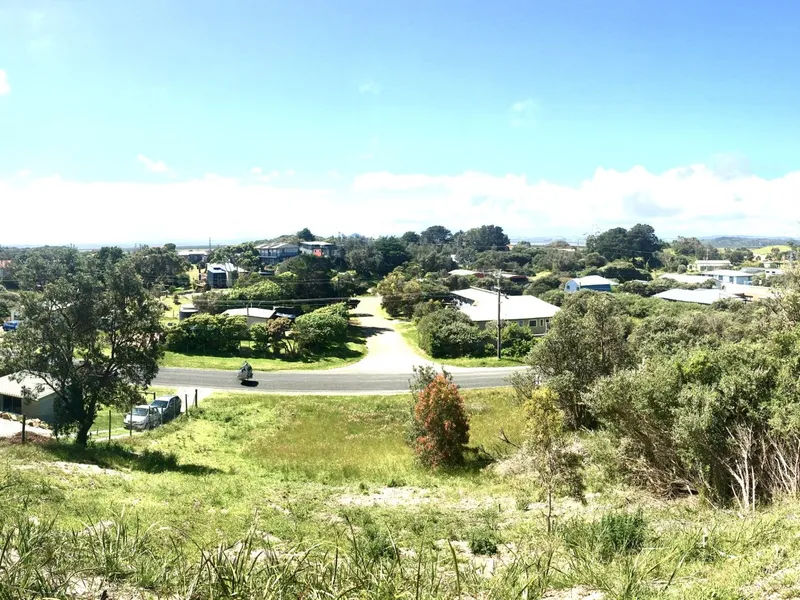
<box><xmin>3</xmin><ymin>389</ymin><xmax>800</xmax><ymax>598</ymax></box>
<box><xmin>397</xmin><ymin>322</ymin><xmax>524</xmax><ymax>368</ymax></box>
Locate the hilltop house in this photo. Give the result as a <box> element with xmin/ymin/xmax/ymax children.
<box><xmin>705</xmin><ymin>270</ymin><xmax>753</xmax><ymax>286</ymax></box>
<box><xmin>564</xmin><ymin>275</ymin><xmax>614</xmax><ymax>293</ymax></box>
<box><xmin>451</xmin><ymin>288</ymin><xmax>559</xmax><ymax>335</ymax></box>
<box><xmin>177</xmin><ymin>249</ymin><xmax>209</xmax><ymax>264</ymax></box>
<box><xmin>688</xmin><ymin>260</ymin><xmax>732</xmax><ymax>273</ymax></box>
<box><xmin>206</xmin><ymin>263</ymin><xmax>241</xmax><ymax>288</ymax></box>
<box><xmin>299</xmin><ymin>241</ymin><xmax>336</xmax><ymax>258</ymax></box>
<box><xmin>257</xmin><ymin>242</ymin><xmax>300</xmax><ymax>266</ymax></box>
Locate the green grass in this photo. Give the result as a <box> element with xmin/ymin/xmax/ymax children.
<box><xmin>752</xmin><ymin>244</ymin><xmax>791</xmax><ymax>255</ymax></box>
<box><xmin>3</xmin><ymin>388</ymin><xmax>800</xmax><ymax>597</ymax></box>
<box><xmin>397</xmin><ymin>322</ymin><xmax>524</xmax><ymax>368</ymax></box>
<box><xmin>160</xmin><ymin>326</ymin><xmax>367</xmax><ymax>371</ymax></box>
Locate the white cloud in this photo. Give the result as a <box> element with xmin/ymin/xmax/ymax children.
<box><xmin>359</xmin><ymin>82</ymin><xmax>381</xmax><ymax>95</ymax></box>
<box><xmin>257</xmin><ymin>170</ymin><xmax>280</xmax><ymax>182</ymax></box>
<box><xmin>2</xmin><ymin>162</ymin><xmax>800</xmax><ymax>245</ymax></box>
<box><xmin>285</xmin><ymin>169</ymin><xmax>295</xmax><ymax>177</ymax></box>
<box><xmin>250</xmin><ymin>166</ymin><xmax>263</xmax><ymax>175</ymax></box>
<box><xmin>510</xmin><ymin>98</ymin><xmax>537</xmax><ymax>127</ymax></box>
<box><xmin>17</xmin><ymin>169</ymin><xmax>31</xmax><ymax>178</ymax></box>
<box><xmin>0</xmin><ymin>70</ymin><xmax>10</xmax><ymax>95</ymax></box>
<box><xmin>137</xmin><ymin>154</ymin><xmax>170</xmax><ymax>174</ymax></box>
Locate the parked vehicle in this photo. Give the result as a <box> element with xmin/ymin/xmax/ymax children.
<box><xmin>123</xmin><ymin>405</ymin><xmax>162</xmax><ymax>430</ymax></box>
<box><xmin>2</xmin><ymin>320</ymin><xmax>21</xmax><ymax>332</ymax></box>
<box><xmin>150</xmin><ymin>395</ymin><xmax>181</xmax><ymax>422</ymax></box>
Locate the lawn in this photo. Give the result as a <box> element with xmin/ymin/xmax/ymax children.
<box><xmin>2</xmin><ymin>388</ymin><xmax>800</xmax><ymax>598</ymax></box>
<box><xmin>396</xmin><ymin>321</ymin><xmax>524</xmax><ymax>368</ymax></box>
<box><xmin>752</xmin><ymin>244</ymin><xmax>791</xmax><ymax>255</ymax></box>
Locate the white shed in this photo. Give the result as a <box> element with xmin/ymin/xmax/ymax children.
<box><xmin>0</xmin><ymin>372</ymin><xmax>58</xmax><ymax>422</ymax></box>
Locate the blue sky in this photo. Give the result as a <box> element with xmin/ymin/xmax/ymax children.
<box><xmin>1</xmin><ymin>0</ymin><xmax>800</xmax><ymax>245</ymax></box>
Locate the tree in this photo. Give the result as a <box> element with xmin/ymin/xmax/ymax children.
<box><xmin>250</xmin><ymin>318</ymin><xmax>292</xmax><ymax>355</ymax></box>
<box><xmin>401</xmin><ymin>231</ymin><xmax>421</xmax><ymax>246</ymax></box>
<box><xmin>297</xmin><ymin>228</ymin><xmax>315</xmax><ymax>242</ymax></box>
<box><xmin>420</xmin><ymin>225</ymin><xmax>453</xmax><ymax>246</ymax></box>
<box><xmin>166</xmin><ymin>314</ymin><xmax>249</xmax><ymax>354</ymax></box>
<box><xmin>0</xmin><ymin>255</ymin><xmax>164</xmax><ymax>446</ymax></box>
<box><xmin>412</xmin><ymin>375</ymin><xmax>470</xmax><ymax>468</ymax></box>
<box><xmin>275</xmin><ymin>254</ymin><xmax>333</xmax><ymax>299</ymax></box>
<box><xmin>131</xmin><ymin>245</ymin><xmax>191</xmax><ymax>290</ymax></box>
<box><xmin>208</xmin><ymin>242</ymin><xmax>262</xmax><ymax>272</ymax></box>
<box><xmin>374</xmin><ymin>236</ymin><xmax>411</xmax><ymax>276</ymax></box>
<box><xmin>376</xmin><ymin>270</ymin><xmax>449</xmax><ymax>318</ymax></box>
<box><xmin>627</xmin><ymin>223</ymin><xmax>665</xmax><ymax>262</ymax></box>
<box><xmin>293</xmin><ymin>309</ymin><xmax>348</xmax><ymax>355</ymax></box>
<box><xmin>670</xmin><ymin>236</ymin><xmax>705</xmax><ymax>258</ymax></box>
<box><xmin>525</xmin><ymin>275</ymin><xmax>562</xmax><ymax>298</ymax></box>
<box><xmin>585</xmin><ymin>227</ymin><xmax>630</xmax><ymax>262</ymax></box>
<box><xmin>525</xmin><ymin>292</ymin><xmax>633</xmax><ymax>428</ymax></box>
<box><xmin>12</xmin><ymin>246</ymin><xmax>82</xmax><ymax>290</ymax></box>
<box><xmin>457</xmin><ymin>225</ymin><xmax>510</xmax><ymax>253</ymax></box>
<box><xmin>520</xmin><ymin>387</ymin><xmax>585</xmax><ymax>533</ymax></box>
<box><xmin>417</xmin><ymin>309</ymin><xmax>493</xmax><ymax>358</ymax></box>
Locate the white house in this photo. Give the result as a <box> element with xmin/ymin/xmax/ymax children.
<box><xmin>705</xmin><ymin>270</ymin><xmax>753</xmax><ymax>286</ymax></box>
<box><xmin>564</xmin><ymin>275</ymin><xmax>614</xmax><ymax>293</ymax></box>
<box><xmin>0</xmin><ymin>373</ymin><xmax>58</xmax><ymax>422</ymax></box>
<box><xmin>222</xmin><ymin>307</ymin><xmax>278</xmax><ymax>327</ymax></box>
<box><xmin>654</xmin><ymin>288</ymin><xmax>742</xmax><ymax>305</ymax></box>
<box><xmin>451</xmin><ymin>288</ymin><xmax>559</xmax><ymax>335</ymax></box>
<box><xmin>688</xmin><ymin>260</ymin><xmax>732</xmax><ymax>273</ymax></box>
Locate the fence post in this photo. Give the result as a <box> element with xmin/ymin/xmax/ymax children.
<box><xmin>194</xmin><ymin>388</ymin><xmax>198</xmax><ymax>408</ymax></box>
<box><xmin>108</xmin><ymin>409</ymin><xmax>112</xmax><ymax>442</ymax></box>
<box><xmin>130</xmin><ymin>406</ymin><xmax>133</xmax><ymax>437</ymax></box>
<box><xmin>21</xmin><ymin>418</ymin><xmax>26</xmax><ymax>444</ymax></box>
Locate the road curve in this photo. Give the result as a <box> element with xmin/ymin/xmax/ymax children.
<box><xmin>153</xmin><ymin>366</ymin><xmax>522</xmax><ymax>395</ymax></box>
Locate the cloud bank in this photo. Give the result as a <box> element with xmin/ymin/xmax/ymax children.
<box><xmin>0</xmin><ymin>163</ymin><xmax>798</xmax><ymax>246</ymax></box>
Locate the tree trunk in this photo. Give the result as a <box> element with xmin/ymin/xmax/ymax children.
<box><xmin>75</xmin><ymin>421</ymin><xmax>92</xmax><ymax>447</ymax></box>
<box><xmin>546</xmin><ymin>486</ymin><xmax>553</xmax><ymax>535</ymax></box>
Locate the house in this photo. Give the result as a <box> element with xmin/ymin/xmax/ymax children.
<box><xmin>688</xmin><ymin>260</ymin><xmax>732</xmax><ymax>273</ymax></box>
<box><xmin>177</xmin><ymin>249</ymin><xmax>209</xmax><ymax>264</ymax></box>
<box><xmin>564</xmin><ymin>275</ymin><xmax>614</xmax><ymax>293</ymax></box>
<box><xmin>653</xmin><ymin>288</ymin><xmax>743</xmax><ymax>305</ymax></box>
<box><xmin>722</xmin><ymin>283</ymin><xmax>777</xmax><ymax>301</ymax></box>
<box><xmin>206</xmin><ymin>263</ymin><xmax>241</xmax><ymax>288</ymax></box>
<box><xmin>299</xmin><ymin>241</ymin><xmax>336</xmax><ymax>258</ymax></box>
<box><xmin>660</xmin><ymin>273</ymin><xmax>719</xmax><ymax>287</ymax></box>
<box><xmin>448</xmin><ymin>269</ymin><xmax>480</xmax><ymax>277</ymax></box>
<box><xmin>222</xmin><ymin>307</ymin><xmax>278</xmax><ymax>327</ymax></box>
<box><xmin>257</xmin><ymin>242</ymin><xmax>300</xmax><ymax>266</ymax></box>
<box><xmin>451</xmin><ymin>288</ymin><xmax>560</xmax><ymax>335</ymax></box>
<box><xmin>765</xmin><ymin>268</ymin><xmax>785</xmax><ymax>277</ymax></box>
<box><xmin>0</xmin><ymin>372</ymin><xmax>58</xmax><ymax>422</ymax></box>
<box><xmin>178</xmin><ymin>304</ymin><xmax>199</xmax><ymax>321</ymax></box>
<box><xmin>705</xmin><ymin>270</ymin><xmax>753</xmax><ymax>286</ymax></box>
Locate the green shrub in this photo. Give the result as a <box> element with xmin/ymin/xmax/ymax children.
<box><xmin>500</xmin><ymin>322</ymin><xmax>537</xmax><ymax>359</ymax></box>
<box><xmin>469</xmin><ymin>529</ymin><xmax>499</xmax><ymax>556</ymax></box>
<box><xmin>560</xmin><ymin>510</ymin><xmax>647</xmax><ymax>563</ymax></box>
<box><xmin>294</xmin><ymin>309</ymin><xmax>348</xmax><ymax>355</ymax></box>
<box><xmin>314</xmin><ymin>302</ymin><xmax>350</xmax><ymax>321</ymax></box>
<box><xmin>250</xmin><ymin>317</ymin><xmax>292</xmax><ymax>355</ymax></box>
<box><xmin>417</xmin><ymin>309</ymin><xmax>493</xmax><ymax>358</ymax></box>
<box><xmin>166</xmin><ymin>314</ymin><xmax>248</xmax><ymax>354</ymax></box>
<box><xmin>412</xmin><ymin>300</ymin><xmax>444</xmax><ymax>323</ymax></box>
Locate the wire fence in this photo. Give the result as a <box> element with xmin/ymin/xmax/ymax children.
<box><xmin>89</xmin><ymin>390</ymin><xmax>201</xmax><ymax>442</ymax></box>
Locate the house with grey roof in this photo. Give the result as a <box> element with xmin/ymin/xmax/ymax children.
<box><xmin>451</xmin><ymin>288</ymin><xmax>559</xmax><ymax>335</ymax></box>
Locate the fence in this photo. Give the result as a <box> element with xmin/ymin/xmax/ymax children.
<box><xmin>90</xmin><ymin>389</ymin><xmax>200</xmax><ymax>442</ymax></box>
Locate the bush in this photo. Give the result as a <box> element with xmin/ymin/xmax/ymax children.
<box><xmin>412</xmin><ymin>375</ymin><xmax>470</xmax><ymax>468</ymax></box>
<box><xmin>598</xmin><ymin>261</ymin><xmax>651</xmax><ymax>283</ymax></box>
<box><xmin>540</xmin><ymin>290</ymin><xmax>565</xmax><ymax>307</ymax></box>
<box><xmin>560</xmin><ymin>511</ymin><xmax>647</xmax><ymax>563</ymax></box>
<box><xmin>250</xmin><ymin>317</ymin><xmax>292</xmax><ymax>355</ymax></box>
<box><xmin>412</xmin><ymin>300</ymin><xmax>444</xmax><ymax>323</ymax></box>
<box><xmin>314</xmin><ymin>302</ymin><xmax>350</xmax><ymax>321</ymax></box>
<box><xmin>500</xmin><ymin>322</ymin><xmax>537</xmax><ymax>359</ymax></box>
<box><xmin>469</xmin><ymin>529</ymin><xmax>499</xmax><ymax>556</ymax></box>
<box><xmin>166</xmin><ymin>314</ymin><xmax>248</xmax><ymax>354</ymax></box>
<box><xmin>417</xmin><ymin>309</ymin><xmax>493</xmax><ymax>358</ymax></box>
<box><xmin>294</xmin><ymin>309</ymin><xmax>348</xmax><ymax>355</ymax></box>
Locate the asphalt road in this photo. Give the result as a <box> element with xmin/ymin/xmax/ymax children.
<box><xmin>153</xmin><ymin>366</ymin><xmax>523</xmax><ymax>395</ymax></box>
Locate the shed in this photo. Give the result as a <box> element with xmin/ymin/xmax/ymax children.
<box><xmin>653</xmin><ymin>288</ymin><xmax>742</xmax><ymax>305</ymax></box>
<box><xmin>0</xmin><ymin>373</ymin><xmax>58</xmax><ymax>422</ymax></box>
<box><xmin>222</xmin><ymin>307</ymin><xmax>278</xmax><ymax>327</ymax></box>
<box><xmin>179</xmin><ymin>304</ymin><xmax>199</xmax><ymax>321</ymax></box>
<box><xmin>564</xmin><ymin>275</ymin><xmax>614</xmax><ymax>293</ymax></box>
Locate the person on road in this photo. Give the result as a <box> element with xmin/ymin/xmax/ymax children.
<box><xmin>241</xmin><ymin>361</ymin><xmax>252</xmax><ymax>378</ymax></box>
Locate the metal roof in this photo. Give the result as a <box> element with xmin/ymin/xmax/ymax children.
<box><xmin>570</xmin><ymin>275</ymin><xmax>614</xmax><ymax>287</ymax></box>
<box><xmin>223</xmin><ymin>308</ymin><xmax>277</xmax><ymax>319</ymax></box>
<box><xmin>452</xmin><ymin>288</ymin><xmax>560</xmax><ymax>322</ymax></box>
<box><xmin>654</xmin><ymin>288</ymin><xmax>742</xmax><ymax>305</ymax></box>
<box><xmin>0</xmin><ymin>373</ymin><xmax>57</xmax><ymax>401</ymax></box>
<box><xmin>705</xmin><ymin>270</ymin><xmax>754</xmax><ymax>278</ymax></box>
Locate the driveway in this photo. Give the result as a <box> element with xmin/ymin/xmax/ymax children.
<box><xmin>336</xmin><ymin>296</ymin><xmax>438</xmax><ymax>374</ymax></box>
<box><xmin>0</xmin><ymin>418</ymin><xmax>52</xmax><ymax>439</ymax></box>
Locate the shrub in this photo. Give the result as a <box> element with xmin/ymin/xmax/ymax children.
<box><xmin>500</xmin><ymin>322</ymin><xmax>537</xmax><ymax>359</ymax></box>
<box><xmin>250</xmin><ymin>317</ymin><xmax>292</xmax><ymax>355</ymax></box>
<box><xmin>412</xmin><ymin>375</ymin><xmax>470</xmax><ymax>468</ymax></box>
<box><xmin>560</xmin><ymin>511</ymin><xmax>647</xmax><ymax>563</ymax></box>
<box><xmin>293</xmin><ymin>309</ymin><xmax>348</xmax><ymax>355</ymax></box>
<box><xmin>166</xmin><ymin>314</ymin><xmax>248</xmax><ymax>354</ymax></box>
<box><xmin>314</xmin><ymin>302</ymin><xmax>350</xmax><ymax>321</ymax></box>
<box><xmin>412</xmin><ymin>300</ymin><xmax>444</xmax><ymax>323</ymax></box>
<box><xmin>417</xmin><ymin>309</ymin><xmax>492</xmax><ymax>358</ymax></box>
<box><xmin>469</xmin><ymin>529</ymin><xmax>499</xmax><ymax>556</ymax></box>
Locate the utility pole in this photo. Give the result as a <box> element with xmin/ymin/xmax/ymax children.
<box><xmin>496</xmin><ymin>271</ymin><xmax>502</xmax><ymax>360</ymax></box>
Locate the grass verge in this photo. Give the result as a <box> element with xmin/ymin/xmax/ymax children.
<box><xmin>396</xmin><ymin>322</ymin><xmax>524</xmax><ymax>368</ymax></box>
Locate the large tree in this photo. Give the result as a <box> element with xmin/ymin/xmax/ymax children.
<box><xmin>0</xmin><ymin>255</ymin><xmax>164</xmax><ymax>446</ymax></box>
<box><xmin>420</xmin><ymin>225</ymin><xmax>453</xmax><ymax>246</ymax></box>
<box><xmin>275</xmin><ymin>254</ymin><xmax>333</xmax><ymax>299</ymax></box>
<box><xmin>12</xmin><ymin>246</ymin><xmax>82</xmax><ymax>290</ymax></box>
<box><xmin>131</xmin><ymin>244</ymin><xmax>191</xmax><ymax>290</ymax></box>
<box><xmin>457</xmin><ymin>225</ymin><xmax>510</xmax><ymax>253</ymax></box>
<box><xmin>374</xmin><ymin>236</ymin><xmax>411</xmax><ymax>276</ymax></box>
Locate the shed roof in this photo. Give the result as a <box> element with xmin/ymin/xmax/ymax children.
<box><xmin>223</xmin><ymin>308</ymin><xmax>277</xmax><ymax>319</ymax></box>
<box><xmin>570</xmin><ymin>275</ymin><xmax>614</xmax><ymax>287</ymax></box>
<box><xmin>706</xmin><ymin>270</ymin><xmax>754</xmax><ymax>278</ymax></box>
<box><xmin>0</xmin><ymin>373</ymin><xmax>57</xmax><ymax>401</ymax></box>
<box><xmin>660</xmin><ymin>273</ymin><xmax>714</xmax><ymax>285</ymax></box>
<box><xmin>654</xmin><ymin>288</ymin><xmax>741</xmax><ymax>305</ymax></box>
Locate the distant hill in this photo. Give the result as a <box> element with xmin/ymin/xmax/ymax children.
<box><xmin>699</xmin><ymin>236</ymin><xmax>798</xmax><ymax>249</ymax></box>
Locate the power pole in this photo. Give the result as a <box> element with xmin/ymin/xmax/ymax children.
<box><xmin>496</xmin><ymin>271</ymin><xmax>502</xmax><ymax>360</ymax></box>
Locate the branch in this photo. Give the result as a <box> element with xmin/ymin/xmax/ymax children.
<box><xmin>498</xmin><ymin>428</ymin><xmax>521</xmax><ymax>449</ymax></box>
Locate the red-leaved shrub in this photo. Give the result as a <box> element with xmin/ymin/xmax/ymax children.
<box><xmin>413</xmin><ymin>375</ymin><xmax>470</xmax><ymax>467</ymax></box>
